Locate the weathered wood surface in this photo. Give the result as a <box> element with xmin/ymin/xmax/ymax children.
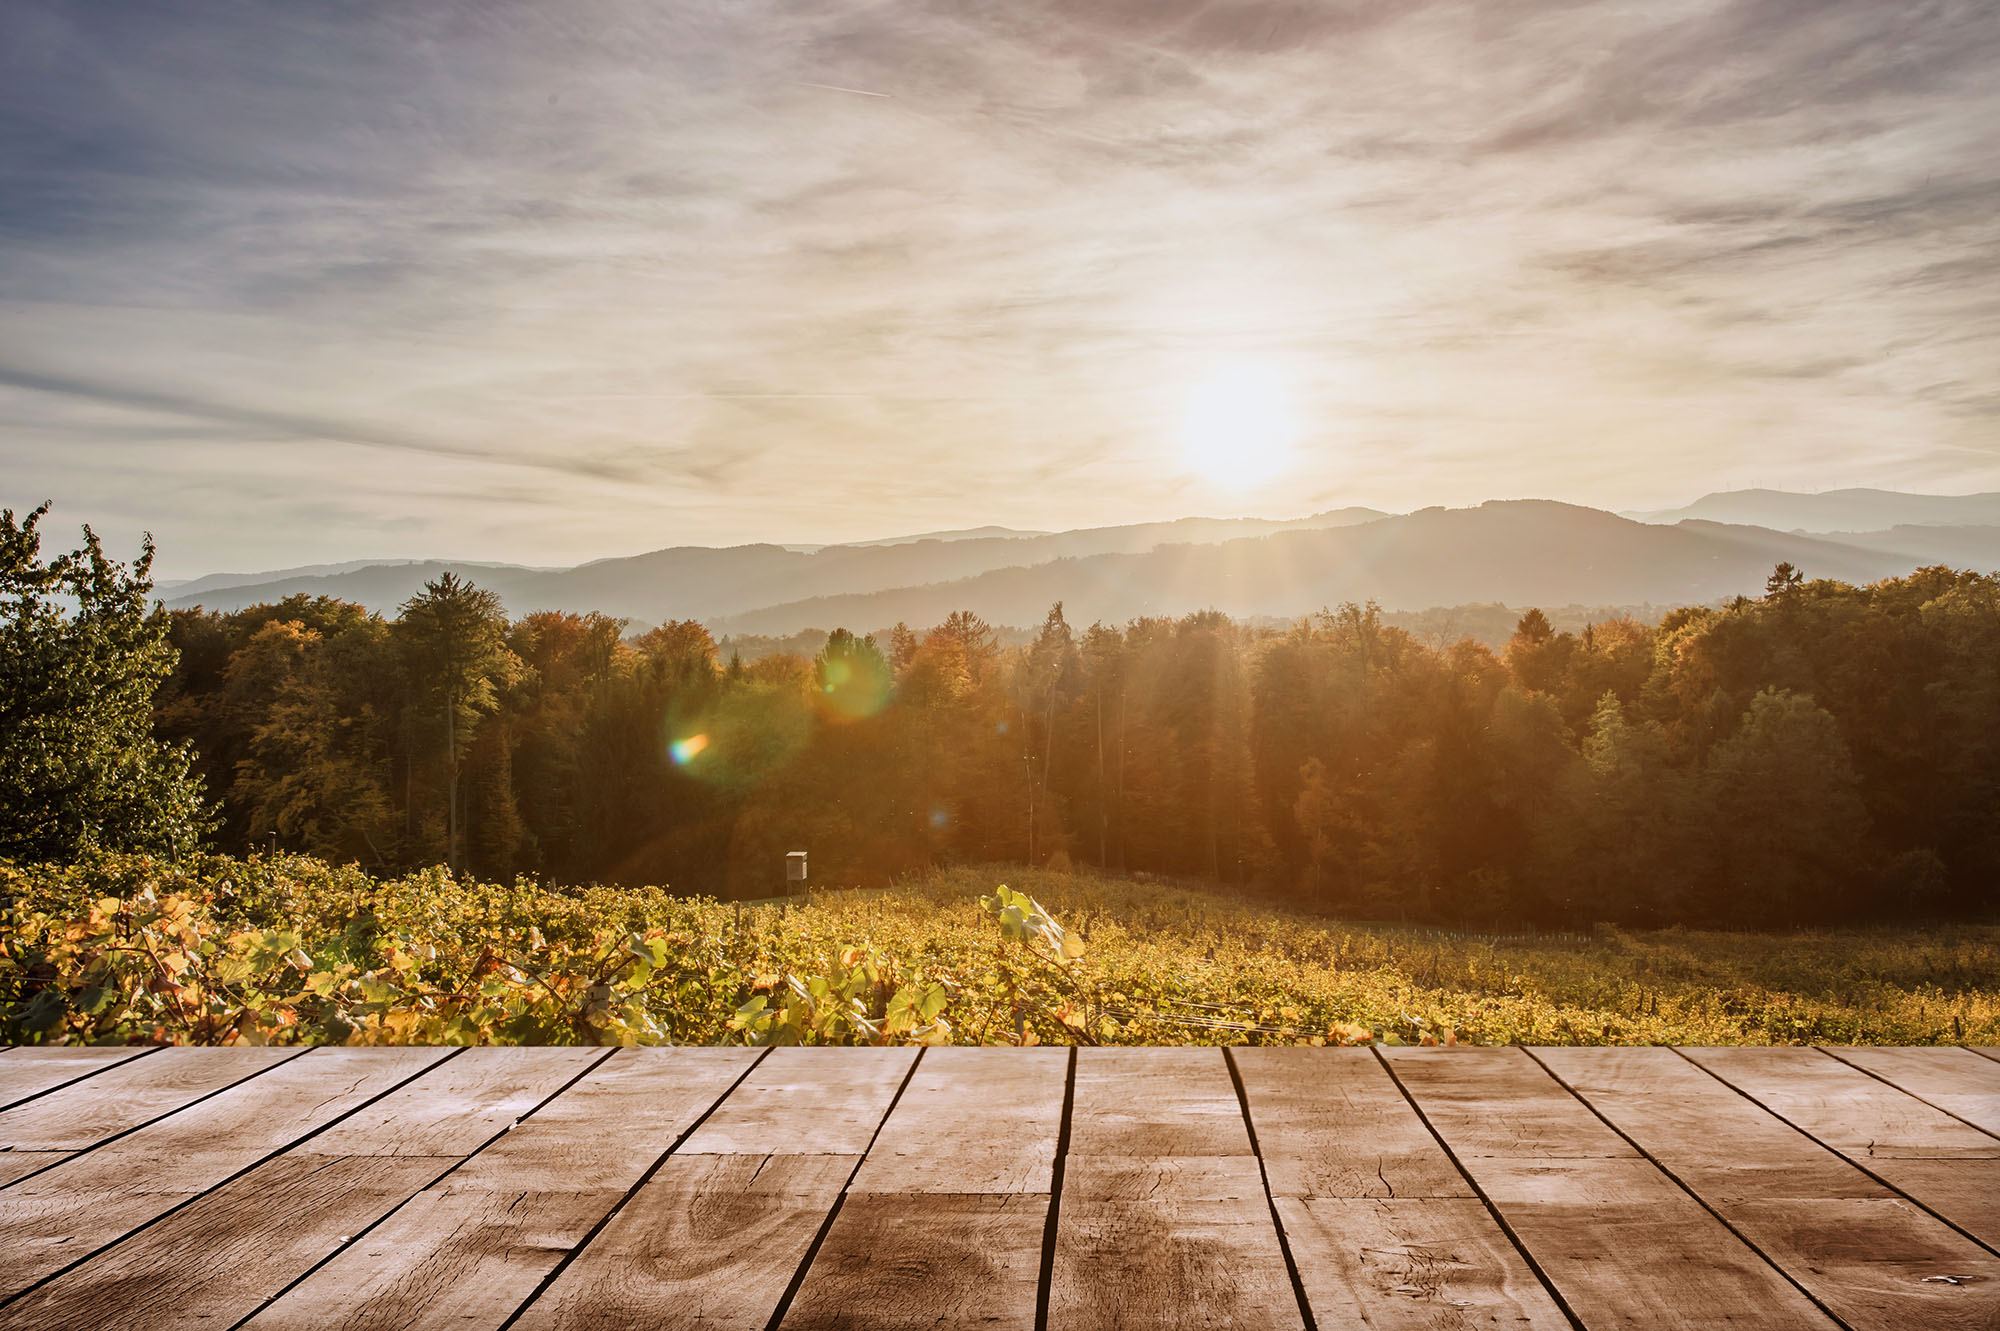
<box><xmin>1382</xmin><ymin>1045</ymin><xmax>1843</xmax><ymax>1329</ymax></box>
<box><xmin>0</xmin><ymin>1046</ymin><xmax>444</xmax><ymax>1301</ymax></box>
<box><xmin>1535</xmin><ymin>1045</ymin><xmax>2000</xmax><ymax>1331</ymax></box>
<box><xmin>1235</xmin><ymin>1046</ymin><xmax>1571</xmax><ymax>1329</ymax></box>
<box><xmin>0</xmin><ymin>1046</ymin><xmax>1993</xmax><ymax>1330</ymax></box>
<box><xmin>1683</xmin><ymin>1045</ymin><xmax>2000</xmax><ymax>1249</ymax></box>
<box><xmin>240</xmin><ymin>1046</ymin><xmax>760</xmax><ymax>1331</ymax></box>
<box><xmin>513</xmin><ymin>1045</ymin><xmax>917</xmax><ymax>1331</ymax></box>
<box><xmin>1050</xmin><ymin>1047</ymin><xmax>1305</xmax><ymax>1328</ymax></box>
<box><xmin>1820</xmin><ymin>1045</ymin><xmax>2000</xmax><ymax>1136</ymax></box>
<box><xmin>779</xmin><ymin>1047</ymin><xmax>1067</xmax><ymax>1330</ymax></box>
<box><xmin>0</xmin><ymin>1045</ymin><xmax>152</xmax><ymax>1112</ymax></box>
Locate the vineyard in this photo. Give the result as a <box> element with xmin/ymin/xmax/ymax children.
<box><xmin>4</xmin><ymin>854</ymin><xmax>1997</xmax><ymax>1048</ymax></box>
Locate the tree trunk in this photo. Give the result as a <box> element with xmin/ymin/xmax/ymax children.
<box><xmin>1115</xmin><ymin>685</ymin><xmax>1126</xmax><ymax>873</ymax></box>
<box><xmin>446</xmin><ymin>690</ymin><xmax>459</xmax><ymax>873</ymax></box>
<box><xmin>1095</xmin><ymin>684</ymin><xmax>1106</xmax><ymax>867</ymax></box>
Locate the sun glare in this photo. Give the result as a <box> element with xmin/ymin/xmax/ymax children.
<box><xmin>1177</xmin><ymin>361</ymin><xmax>1300</xmax><ymax>490</ymax></box>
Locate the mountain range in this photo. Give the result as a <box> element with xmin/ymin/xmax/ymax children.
<box><xmin>160</xmin><ymin>490</ymin><xmax>2000</xmax><ymax>638</ymax></box>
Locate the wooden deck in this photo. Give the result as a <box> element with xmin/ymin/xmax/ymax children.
<box><xmin>0</xmin><ymin>1045</ymin><xmax>1996</xmax><ymax>1330</ymax></box>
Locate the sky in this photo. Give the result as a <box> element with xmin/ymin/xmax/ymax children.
<box><xmin>3</xmin><ymin>1</ymin><xmax>1998</xmax><ymax>577</ymax></box>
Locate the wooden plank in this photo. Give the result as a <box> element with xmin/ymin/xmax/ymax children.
<box><xmin>779</xmin><ymin>1194</ymin><xmax>1048</xmax><ymax>1331</ymax></box>
<box><xmin>1972</xmin><ymin>1048</ymin><xmax>2000</xmax><ymax>1064</ymax></box>
<box><xmin>778</xmin><ymin>1048</ymin><xmax>1067</xmax><ymax>1331</ymax></box>
<box><xmin>238</xmin><ymin>1047</ymin><xmax>759</xmax><ymax>1331</ymax></box>
<box><xmin>511</xmin><ymin>1154</ymin><xmax>858</xmax><ymax>1331</ymax></box>
<box><xmin>1235</xmin><ymin>1047</ymin><xmax>1568</xmax><ymax>1329</ymax></box>
<box><xmin>1277</xmin><ymin>1198</ymin><xmax>1573</xmax><ymax>1331</ymax></box>
<box><xmin>1539</xmin><ymin>1046</ymin><xmax>2000</xmax><ymax>1331</ymax></box>
<box><xmin>0</xmin><ymin>1046</ymin><xmax>445</xmax><ymax>1300</ymax></box>
<box><xmin>1684</xmin><ymin>1048</ymin><xmax>2000</xmax><ymax>1159</ymax></box>
<box><xmin>1683</xmin><ymin>1046</ymin><xmax>2000</xmax><ymax>1247</ymax></box>
<box><xmin>1066</xmin><ymin>1046</ymin><xmax>1254</xmax><ymax>1157</ymax></box>
<box><xmin>0</xmin><ymin>1046</ymin><xmax>295</xmax><ymax>1155</ymax></box>
<box><xmin>0</xmin><ymin>1155</ymin><xmax>56</xmax><ymax>1188</ymax></box>
<box><xmin>514</xmin><ymin>1045</ymin><xmax>918</xmax><ymax>1331</ymax></box>
<box><xmin>847</xmin><ymin>1045</ymin><xmax>1066</xmax><ymax>1194</ymax></box>
<box><xmin>677</xmin><ymin>1045</ymin><xmax>919</xmax><ymax>1155</ymax></box>
<box><xmin>1385</xmin><ymin>1046</ymin><xmax>1840</xmax><ymax>1330</ymax></box>
<box><xmin>1232</xmin><ymin>1046</ymin><xmax>1474</xmax><ymax>1198</ymax></box>
<box><xmin>0</xmin><ymin>1046</ymin><xmax>152</xmax><ymax>1112</ymax></box>
<box><xmin>1822</xmin><ymin>1046</ymin><xmax>2000</xmax><ymax>1136</ymax></box>
<box><xmin>1049</xmin><ymin>1047</ymin><xmax>1302</xmax><ymax>1328</ymax></box>
<box><xmin>0</xmin><ymin>1047</ymin><xmax>599</xmax><ymax>1331</ymax></box>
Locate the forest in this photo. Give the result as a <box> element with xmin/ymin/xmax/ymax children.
<box><xmin>6</xmin><ymin>502</ymin><xmax>1997</xmax><ymax>929</ymax></box>
<box><xmin>156</xmin><ymin>567</ymin><xmax>2000</xmax><ymax>929</ymax></box>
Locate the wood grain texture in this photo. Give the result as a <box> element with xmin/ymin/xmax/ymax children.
<box><xmin>1052</xmin><ymin>1046</ymin><xmax>1301</xmax><ymax>1328</ymax></box>
<box><xmin>777</xmin><ymin>1048</ymin><xmax>1064</xmax><ymax>1329</ymax></box>
<box><xmin>1820</xmin><ymin>1046</ymin><xmax>2000</xmax><ymax>1136</ymax></box>
<box><xmin>0</xmin><ymin>1155</ymin><xmax>59</xmax><ymax>1187</ymax></box>
<box><xmin>298</xmin><ymin>1046</ymin><xmax>603</xmax><ymax>1158</ymax></box>
<box><xmin>1050</xmin><ymin>1194</ymin><xmax>1303</xmax><ymax>1329</ymax></box>
<box><xmin>1066</xmin><ymin>1046</ymin><xmax>1253</xmax><ymax>1157</ymax></box>
<box><xmin>1233</xmin><ymin>1046</ymin><xmax>1474</xmax><ymax>1198</ymax></box>
<box><xmin>1385</xmin><ymin>1047</ymin><xmax>1840</xmax><ymax>1330</ymax></box>
<box><xmin>0</xmin><ymin>1152</ymin><xmax>443</xmax><ymax>1331</ymax></box>
<box><xmin>2</xmin><ymin>1046</ymin><xmax>1992</xmax><ymax>1328</ymax></box>
<box><xmin>780</xmin><ymin>1193</ymin><xmax>1048</xmax><ymax>1331</ymax></box>
<box><xmin>0</xmin><ymin>1046</ymin><xmax>444</xmax><ymax>1298</ymax></box>
<box><xmin>1537</xmin><ymin>1045</ymin><xmax>2000</xmax><ymax>1331</ymax></box>
<box><xmin>0</xmin><ymin>1047</ymin><xmax>595</xmax><ymax>1331</ymax></box>
<box><xmin>512</xmin><ymin>1153</ymin><xmax>859</xmax><ymax>1331</ymax></box>
<box><xmin>848</xmin><ymin>1045</ymin><xmax>1066</xmax><ymax>1194</ymax></box>
<box><xmin>679</xmin><ymin>1045</ymin><xmax>917</xmax><ymax>1155</ymax></box>
<box><xmin>0</xmin><ymin>1045</ymin><xmax>294</xmax><ymax>1152</ymax></box>
<box><xmin>0</xmin><ymin>1046</ymin><xmax>151</xmax><ymax>1112</ymax></box>
<box><xmin>1277</xmin><ymin>1198</ymin><xmax>1571</xmax><ymax>1330</ymax></box>
<box><xmin>1234</xmin><ymin>1047</ymin><xmax>1565</xmax><ymax>1326</ymax></box>
<box><xmin>1378</xmin><ymin>1047</ymin><xmax>1634</xmax><ymax>1161</ymax></box>
<box><xmin>1682</xmin><ymin>1045</ymin><xmax>2000</xmax><ymax>1246</ymax></box>
<box><xmin>239</xmin><ymin>1047</ymin><xmax>758</xmax><ymax>1331</ymax></box>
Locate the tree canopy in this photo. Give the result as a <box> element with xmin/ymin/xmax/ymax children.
<box><xmin>1</xmin><ymin>504</ymin><xmax>209</xmax><ymax>861</ymax></box>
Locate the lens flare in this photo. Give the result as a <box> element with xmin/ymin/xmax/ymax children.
<box><xmin>670</xmin><ymin>733</ymin><xmax>709</xmax><ymax>765</ymax></box>
<box><xmin>815</xmin><ymin>655</ymin><xmax>891</xmax><ymax>720</ymax></box>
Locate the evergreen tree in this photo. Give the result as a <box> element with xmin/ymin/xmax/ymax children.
<box><xmin>396</xmin><ymin>573</ymin><xmax>517</xmax><ymax>872</ymax></box>
<box><xmin>0</xmin><ymin>504</ymin><xmax>210</xmax><ymax>861</ymax></box>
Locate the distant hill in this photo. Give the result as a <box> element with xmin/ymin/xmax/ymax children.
<box><xmin>163</xmin><ymin>507</ymin><xmax>1390</xmax><ymax>618</ymax></box>
<box><xmin>158</xmin><ymin>557</ymin><xmax>542</xmax><ymax>601</ymax></box>
<box><xmin>162</xmin><ymin>495</ymin><xmax>1998</xmax><ymax>636</ymax></box>
<box><xmin>837</xmin><ymin>525</ymin><xmax>1050</xmax><ymax>547</ymax></box>
<box><xmin>706</xmin><ymin>502</ymin><xmax>1920</xmax><ymax>636</ymax></box>
<box><xmin>1801</xmin><ymin>524</ymin><xmax>2000</xmax><ymax>570</ymax></box>
<box><xmin>1626</xmin><ymin>487</ymin><xmax>2000</xmax><ymax>532</ymax></box>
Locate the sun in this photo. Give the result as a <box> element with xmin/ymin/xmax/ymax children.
<box><xmin>1177</xmin><ymin>361</ymin><xmax>1300</xmax><ymax>490</ymax></box>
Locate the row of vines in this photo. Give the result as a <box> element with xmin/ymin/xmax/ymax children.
<box><xmin>5</xmin><ymin>855</ymin><xmax>1996</xmax><ymax>1047</ymax></box>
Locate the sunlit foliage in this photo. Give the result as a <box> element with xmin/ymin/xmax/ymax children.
<box><xmin>5</xmin><ymin>857</ymin><xmax>1993</xmax><ymax>1048</ymax></box>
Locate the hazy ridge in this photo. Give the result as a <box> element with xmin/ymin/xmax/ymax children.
<box><xmin>163</xmin><ymin>491</ymin><xmax>2000</xmax><ymax>634</ymax></box>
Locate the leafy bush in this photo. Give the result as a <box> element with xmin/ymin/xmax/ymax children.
<box><xmin>4</xmin><ymin>855</ymin><xmax>1995</xmax><ymax>1047</ymax></box>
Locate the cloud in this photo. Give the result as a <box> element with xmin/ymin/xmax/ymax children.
<box><xmin>2</xmin><ymin>0</ymin><xmax>1998</xmax><ymax>575</ymax></box>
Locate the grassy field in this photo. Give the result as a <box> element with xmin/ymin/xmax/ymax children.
<box><xmin>4</xmin><ymin>855</ymin><xmax>1996</xmax><ymax>1046</ymax></box>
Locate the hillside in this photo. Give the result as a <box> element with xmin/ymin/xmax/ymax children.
<box><xmin>163</xmin><ymin>508</ymin><xmax>1389</xmax><ymax>618</ymax></box>
<box><xmin>1626</xmin><ymin>487</ymin><xmax>2000</xmax><ymax>532</ymax></box>
<box><xmin>10</xmin><ymin>856</ymin><xmax>1995</xmax><ymax>1048</ymax></box>
<box><xmin>709</xmin><ymin>502</ymin><xmax>1918</xmax><ymax>635</ymax></box>
<box><xmin>161</xmin><ymin>491</ymin><xmax>2000</xmax><ymax>635</ymax></box>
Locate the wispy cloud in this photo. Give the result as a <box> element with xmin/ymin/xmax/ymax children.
<box><xmin>2</xmin><ymin>0</ymin><xmax>1997</xmax><ymax>574</ymax></box>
